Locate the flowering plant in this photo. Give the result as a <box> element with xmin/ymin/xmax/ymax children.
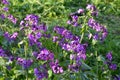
<box><xmin>0</xmin><ymin>0</ymin><xmax>119</xmax><ymax>80</ymax></box>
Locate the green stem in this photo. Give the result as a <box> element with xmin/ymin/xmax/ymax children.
<box><xmin>24</xmin><ymin>42</ymin><xmax>28</xmax><ymax>80</ymax></box>
<box><xmin>80</xmin><ymin>16</ymin><xmax>87</xmax><ymax>43</ymax></box>
<box><xmin>80</xmin><ymin>32</ymin><xmax>84</xmax><ymax>43</ymax></box>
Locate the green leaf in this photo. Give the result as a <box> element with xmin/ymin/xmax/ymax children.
<box><xmin>92</xmin><ymin>39</ymin><xmax>97</xmax><ymax>45</ymax></box>
<box><xmin>14</xmin><ymin>70</ymin><xmax>25</xmax><ymax>76</ymax></box>
<box><xmin>0</xmin><ymin>57</ymin><xmax>5</xmax><ymax>66</ymax></box>
<box><xmin>97</xmin><ymin>55</ymin><xmax>105</xmax><ymax>62</ymax></box>
<box><xmin>81</xmin><ymin>62</ymin><xmax>91</xmax><ymax>70</ymax></box>
<box><xmin>48</xmin><ymin>70</ymin><xmax>52</xmax><ymax>78</ymax></box>
<box><xmin>84</xmin><ymin>71</ymin><xmax>97</xmax><ymax>77</ymax></box>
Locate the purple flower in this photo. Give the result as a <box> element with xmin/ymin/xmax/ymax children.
<box><xmin>62</xmin><ymin>30</ymin><xmax>74</xmax><ymax>40</ymax></box>
<box><xmin>3</xmin><ymin>7</ymin><xmax>9</xmax><ymax>12</ymax></box>
<box><xmin>77</xmin><ymin>52</ymin><xmax>86</xmax><ymax>60</ymax></box>
<box><xmin>88</xmin><ymin>18</ymin><xmax>107</xmax><ymax>40</ymax></box>
<box><xmin>72</xmin><ymin>22</ymin><xmax>79</xmax><ymax>27</ymax></box>
<box><xmin>34</xmin><ymin>65</ymin><xmax>48</xmax><ymax>80</ymax></box>
<box><xmin>31</xmin><ymin>25</ymin><xmax>38</xmax><ymax>31</ymax></box>
<box><xmin>37</xmin><ymin>49</ymin><xmax>54</xmax><ymax>61</ymax></box>
<box><xmin>32</xmin><ymin>51</ymin><xmax>38</xmax><ymax>57</ymax></box>
<box><xmin>42</xmin><ymin>34</ymin><xmax>51</xmax><ymax>38</ymax></box>
<box><xmin>0</xmin><ymin>14</ymin><xmax>5</xmax><ymax>19</ymax></box>
<box><xmin>17</xmin><ymin>58</ymin><xmax>33</xmax><ymax>69</ymax></box>
<box><xmin>1</xmin><ymin>0</ymin><xmax>9</xmax><ymax>5</ymax></box>
<box><xmin>101</xmin><ymin>29</ymin><xmax>108</xmax><ymax>40</ymax></box>
<box><xmin>106</xmin><ymin>52</ymin><xmax>112</xmax><ymax>61</ymax></box>
<box><xmin>88</xmin><ymin>18</ymin><xmax>96</xmax><ymax>28</ymax></box>
<box><xmin>70</xmin><ymin>54</ymin><xmax>76</xmax><ymax>60</ymax></box>
<box><xmin>113</xmin><ymin>75</ymin><xmax>120</xmax><ymax>80</ymax></box>
<box><xmin>28</xmin><ymin>34</ymin><xmax>37</xmax><ymax>46</ymax></box>
<box><xmin>8</xmin><ymin>55</ymin><xmax>14</xmax><ymax>61</ymax></box>
<box><xmin>35</xmin><ymin>32</ymin><xmax>42</xmax><ymax>39</ymax></box>
<box><xmin>50</xmin><ymin>60</ymin><xmax>63</xmax><ymax>74</ymax></box>
<box><xmin>86</xmin><ymin>4</ymin><xmax>96</xmax><ymax>11</ymax></box>
<box><xmin>61</xmin><ymin>43</ymin><xmax>72</xmax><ymax>51</ymax></box>
<box><xmin>51</xmin><ymin>65</ymin><xmax>63</xmax><ymax>74</ymax></box>
<box><xmin>70</xmin><ymin>40</ymin><xmax>85</xmax><ymax>53</ymax></box>
<box><xmin>71</xmin><ymin>15</ymin><xmax>78</xmax><ymax>22</ymax></box>
<box><xmin>91</xmin><ymin>11</ymin><xmax>98</xmax><ymax>16</ymax></box>
<box><xmin>93</xmin><ymin>33</ymin><xmax>99</xmax><ymax>40</ymax></box>
<box><xmin>54</xmin><ymin>26</ymin><xmax>78</xmax><ymax>40</ymax></box>
<box><xmin>4</xmin><ymin>32</ymin><xmax>10</xmax><ymax>40</ymax></box>
<box><xmin>25</xmin><ymin>14</ymin><xmax>39</xmax><ymax>25</ymax></box>
<box><xmin>54</xmin><ymin>26</ymin><xmax>65</xmax><ymax>35</ymax></box>
<box><xmin>67</xmin><ymin>20</ymin><xmax>72</xmax><ymax>24</ymax></box>
<box><xmin>4</xmin><ymin>32</ymin><xmax>18</xmax><ymax>41</ymax></box>
<box><xmin>6</xmin><ymin>66</ymin><xmax>12</xmax><ymax>70</ymax></box>
<box><xmin>77</xmin><ymin>9</ymin><xmax>84</xmax><ymax>14</ymax></box>
<box><xmin>88</xmin><ymin>18</ymin><xmax>102</xmax><ymax>31</ymax></box>
<box><xmin>109</xmin><ymin>64</ymin><xmax>117</xmax><ymax>70</ymax></box>
<box><xmin>36</xmin><ymin>42</ymin><xmax>42</xmax><ymax>48</ymax></box>
<box><xmin>38</xmin><ymin>23</ymin><xmax>47</xmax><ymax>32</ymax></box>
<box><xmin>68</xmin><ymin>64</ymin><xmax>79</xmax><ymax>72</ymax></box>
<box><xmin>20</xmin><ymin>20</ymin><xmax>25</xmax><ymax>26</ymax></box>
<box><xmin>10</xmin><ymin>32</ymin><xmax>18</xmax><ymax>40</ymax></box>
<box><xmin>7</xmin><ymin>14</ymin><xmax>17</xmax><ymax>24</ymax></box>
<box><xmin>0</xmin><ymin>47</ymin><xmax>6</xmax><ymax>57</ymax></box>
<box><xmin>52</xmin><ymin>36</ymin><xmax>59</xmax><ymax>42</ymax></box>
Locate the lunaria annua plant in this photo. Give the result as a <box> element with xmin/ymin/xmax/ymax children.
<box><xmin>0</xmin><ymin>1</ymin><xmax>119</xmax><ymax>80</ymax></box>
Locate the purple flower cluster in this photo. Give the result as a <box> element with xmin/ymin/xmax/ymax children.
<box><xmin>53</xmin><ymin>26</ymin><xmax>87</xmax><ymax>72</ymax></box>
<box><xmin>20</xmin><ymin>14</ymin><xmax>39</xmax><ymax>27</ymax></box>
<box><xmin>68</xmin><ymin>64</ymin><xmax>80</xmax><ymax>72</ymax></box>
<box><xmin>34</xmin><ymin>65</ymin><xmax>48</xmax><ymax>80</ymax></box>
<box><xmin>86</xmin><ymin>4</ymin><xmax>98</xmax><ymax>16</ymax></box>
<box><xmin>4</xmin><ymin>32</ymin><xmax>18</xmax><ymax>41</ymax></box>
<box><xmin>105</xmin><ymin>52</ymin><xmax>117</xmax><ymax>70</ymax></box>
<box><xmin>62</xmin><ymin>41</ymin><xmax>86</xmax><ymax>54</ymax></box>
<box><xmin>88</xmin><ymin>18</ymin><xmax>108</xmax><ymax>40</ymax></box>
<box><xmin>50</xmin><ymin>60</ymin><xmax>63</xmax><ymax>74</ymax></box>
<box><xmin>106</xmin><ymin>52</ymin><xmax>112</xmax><ymax>61</ymax></box>
<box><xmin>28</xmin><ymin>33</ymin><xmax>41</xmax><ymax>46</ymax></box>
<box><xmin>20</xmin><ymin>15</ymin><xmax>48</xmax><ymax>47</ymax></box>
<box><xmin>31</xmin><ymin>23</ymin><xmax>47</xmax><ymax>32</ymax></box>
<box><xmin>54</xmin><ymin>26</ymin><xmax>86</xmax><ymax>58</ymax></box>
<box><xmin>17</xmin><ymin>57</ymin><xmax>33</xmax><ymax>69</ymax></box>
<box><xmin>0</xmin><ymin>14</ymin><xmax>5</xmax><ymax>19</ymax></box>
<box><xmin>67</xmin><ymin>7</ymin><xmax>85</xmax><ymax>27</ymax></box>
<box><xmin>77</xmin><ymin>9</ymin><xmax>84</xmax><ymax>14</ymax></box>
<box><xmin>67</xmin><ymin>15</ymin><xmax>79</xmax><ymax>27</ymax></box>
<box><xmin>24</xmin><ymin>14</ymin><xmax>39</xmax><ymax>25</ymax></box>
<box><xmin>7</xmin><ymin>14</ymin><xmax>17</xmax><ymax>24</ymax></box>
<box><xmin>0</xmin><ymin>47</ymin><xmax>6</xmax><ymax>57</ymax></box>
<box><xmin>37</xmin><ymin>48</ymin><xmax>54</xmax><ymax>61</ymax></box>
<box><xmin>54</xmin><ymin>26</ymin><xmax>79</xmax><ymax>40</ymax></box>
<box><xmin>0</xmin><ymin>2</ymin><xmax>115</xmax><ymax>79</ymax></box>
<box><xmin>0</xmin><ymin>47</ymin><xmax>15</xmax><ymax>62</ymax></box>
<box><xmin>32</xmin><ymin>48</ymin><xmax>63</xmax><ymax>78</ymax></box>
<box><xmin>1</xmin><ymin>0</ymin><xmax>18</xmax><ymax>23</ymax></box>
<box><xmin>113</xmin><ymin>75</ymin><xmax>120</xmax><ymax>80</ymax></box>
<box><xmin>3</xmin><ymin>7</ymin><xmax>9</xmax><ymax>12</ymax></box>
<box><xmin>1</xmin><ymin>0</ymin><xmax>9</xmax><ymax>5</ymax></box>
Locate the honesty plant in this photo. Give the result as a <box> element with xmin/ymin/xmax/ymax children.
<box><xmin>0</xmin><ymin>0</ymin><xmax>119</xmax><ymax>80</ymax></box>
